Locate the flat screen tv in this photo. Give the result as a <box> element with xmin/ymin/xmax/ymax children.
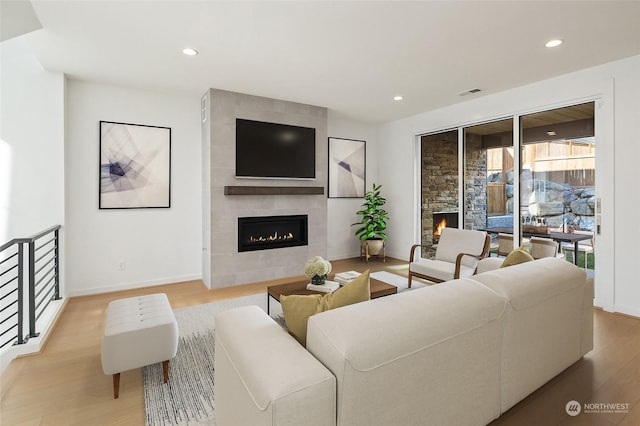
<box><xmin>235</xmin><ymin>118</ymin><xmax>316</xmax><ymax>179</ymax></box>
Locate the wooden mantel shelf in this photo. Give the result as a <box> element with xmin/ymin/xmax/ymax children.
<box><xmin>224</xmin><ymin>186</ymin><xmax>325</xmax><ymax>196</ymax></box>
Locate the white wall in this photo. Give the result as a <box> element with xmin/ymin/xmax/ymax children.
<box><xmin>0</xmin><ymin>37</ymin><xmax>65</xmax><ymax>244</ymax></box>
<box><xmin>610</xmin><ymin>57</ymin><xmax>640</xmax><ymax>317</ymax></box>
<box><xmin>378</xmin><ymin>55</ymin><xmax>640</xmax><ymax>317</ymax></box>
<box><xmin>65</xmin><ymin>80</ymin><xmax>202</xmax><ymax>296</ymax></box>
<box><xmin>327</xmin><ymin>111</ymin><xmax>379</xmax><ymax>260</ymax></box>
<box><xmin>0</xmin><ymin>38</ymin><xmax>66</xmax><ymax>370</ymax></box>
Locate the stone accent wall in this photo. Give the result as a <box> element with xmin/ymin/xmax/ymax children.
<box><xmin>464</xmin><ymin>134</ymin><xmax>488</xmax><ymax>230</ymax></box>
<box><xmin>420</xmin><ymin>132</ymin><xmax>489</xmax><ymax>249</ymax></box>
<box><xmin>203</xmin><ymin>89</ymin><xmax>328</xmax><ymax>288</ymax></box>
<box><xmin>421</xmin><ymin>132</ymin><xmax>458</xmax><ymax>246</ymax></box>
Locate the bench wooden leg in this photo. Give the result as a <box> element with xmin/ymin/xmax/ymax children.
<box><xmin>113</xmin><ymin>373</ymin><xmax>120</xmax><ymax>399</ymax></box>
<box><xmin>163</xmin><ymin>360</ymin><xmax>170</xmax><ymax>383</ymax></box>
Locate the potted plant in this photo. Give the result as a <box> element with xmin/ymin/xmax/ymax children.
<box><xmin>352</xmin><ymin>183</ymin><xmax>389</xmax><ymax>259</ymax></box>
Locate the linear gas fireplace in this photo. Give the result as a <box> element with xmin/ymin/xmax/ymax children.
<box><xmin>238</xmin><ymin>215</ymin><xmax>308</xmax><ymax>252</ymax></box>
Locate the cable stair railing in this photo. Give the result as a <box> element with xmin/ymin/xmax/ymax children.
<box><xmin>0</xmin><ymin>225</ymin><xmax>62</xmax><ymax>350</ymax></box>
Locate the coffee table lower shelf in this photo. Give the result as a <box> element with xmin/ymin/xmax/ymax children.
<box><xmin>266</xmin><ymin>277</ymin><xmax>397</xmax><ymax>314</ymax></box>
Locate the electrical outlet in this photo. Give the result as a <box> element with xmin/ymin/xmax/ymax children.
<box><xmin>118</xmin><ymin>261</ymin><xmax>126</xmax><ymax>270</ymax></box>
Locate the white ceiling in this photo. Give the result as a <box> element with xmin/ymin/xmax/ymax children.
<box><xmin>14</xmin><ymin>1</ymin><xmax>640</xmax><ymax>123</ymax></box>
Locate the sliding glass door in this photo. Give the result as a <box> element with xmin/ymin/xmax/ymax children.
<box><xmin>419</xmin><ymin>101</ymin><xmax>595</xmax><ymax>270</ymax></box>
<box><xmin>463</xmin><ymin>118</ymin><xmax>514</xmax><ymax>232</ymax></box>
<box><xmin>519</xmin><ymin>102</ymin><xmax>595</xmax><ymax>268</ymax></box>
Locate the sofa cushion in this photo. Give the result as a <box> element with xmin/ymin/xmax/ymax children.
<box><xmin>501</xmin><ymin>245</ymin><xmax>533</xmax><ymax>268</ymax></box>
<box><xmin>281</xmin><ymin>270</ymin><xmax>370</xmax><ymax>345</ymax></box>
<box><xmin>306</xmin><ymin>279</ymin><xmax>507</xmax><ymax>426</ymax></box>
<box><xmin>307</xmin><ymin>278</ymin><xmax>506</xmax><ymax>371</ymax></box>
<box><xmin>473</xmin><ymin>257</ymin><xmax>584</xmax><ymax>310</ymax></box>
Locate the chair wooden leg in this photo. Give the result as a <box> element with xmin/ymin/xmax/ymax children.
<box><xmin>162</xmin><ymin>360</ymin><xmax>170</xmax><ymax>383</ymax></box>
<box><xmin>408</xmin><ymin>274</ymin><xmax>412</xmax><ymax>289</ymax></box>
<box><xmin>112</xmin><ymin>373</ymin><xmax>120</xmax><ymax>399</ymax></box>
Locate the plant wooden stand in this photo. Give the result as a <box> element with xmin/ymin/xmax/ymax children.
<box><xmin>361</xmin><ymin>240</ymin><xmax>385</xmax><ymax>263</ymax></box>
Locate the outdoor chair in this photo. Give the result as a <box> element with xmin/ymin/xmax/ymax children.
<box><xmin>562</xmin><ymin>230</ymin><xmax>594</xmax><ymax>268</ymax></box>
<box><xmin>529</xmin><ymin>236</ymin><xmax>564</xmax><ymax>259</ymax></box>
<box><xmin>408</xmin><ymin>227</ymin><xmax>491</xmax><ymax>287</ymax></box>
<box><xmin>497</xmin><ymin>233</ymin><xmax>514</xmax><ymax>257</ymax></box>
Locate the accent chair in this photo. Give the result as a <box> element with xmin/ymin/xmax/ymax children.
<box><xmin>408</xmin><ymin>227</ymin><xmax>491</xmax><ymax>287</ymax></box>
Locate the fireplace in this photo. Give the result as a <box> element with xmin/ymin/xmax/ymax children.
<box><xmin>238</xmin><ymin>215</ymin><xmax>308</xmax><ymax>252</ymax></box>
<box><xmin>433</xmin><ymin>211</ymin><xmax>459</xmax><ymax>242</ymax></box>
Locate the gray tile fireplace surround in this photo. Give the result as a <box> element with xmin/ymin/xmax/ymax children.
<box><xmin>202</xmin><ymin>89</ymin><xmax>328</xmax><ymax>288</ymax></box>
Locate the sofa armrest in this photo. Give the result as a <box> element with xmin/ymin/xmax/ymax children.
<box><xmin>476</xmin><ymin>257</ymin><xmax>504</xmax><ymax>274</ymax></box>
<box><xmin>215</xmin><ymin>306</ymin><xmax>336</xmax><ymax>426</ymax></box>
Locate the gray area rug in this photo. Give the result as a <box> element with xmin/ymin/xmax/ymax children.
<box><xmin>142</xmin><ymin>272</ymin><xmax>416</xmax><ymax>425</ymax></box>
<box><xmin>143</xmin><ymin>330</ymin><xmax>216</xmax><ymax>426</ymax></box>
<box><xmin>370</xmin><ymin>270</ymin><xmax>427</xmax><ymax>290</ymax></box>
<box><xmin>143</xmin><ymin>294</ymin><xmax>266</xmax><ymax>426</ymax></box>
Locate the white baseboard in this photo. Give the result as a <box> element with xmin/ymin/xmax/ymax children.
<box><xmin>0</xmin><ymin>298</ymin><xmax>67</xmax><ymax>375</ymax></box>
<box><xmin>329</xmin><ymin>250</ymin><xmax>360</xmax><ymax>261</ymax></box>
<box><xmin>613</xmin><ymin>303</ymin><xmax>640</xmax><ymax>318</ymax></box>
<box><xmin>67</xmin><ymin>274</ymin><xmax>203</xmax><ymax>297</ymax></box>
<box><xmin>385</xmin><ymin>249</ymin><xmax>408</xmax><ymax>262</ymax></box>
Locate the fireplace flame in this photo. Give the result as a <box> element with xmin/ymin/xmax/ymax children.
<box><xmin>249</xmin><ymin>232</ymin><xmax>294</xmax><ymax>243</ymax></box>
<box><xmin>434</xmin><ymin>218</ymin><xmax>447</xmax><ymax>236</ymax></box>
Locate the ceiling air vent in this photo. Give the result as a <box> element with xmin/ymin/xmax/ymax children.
<box><xmin>458</xmin><ymin>88</ymin><xmax>482</xmax><ymax>97</ymax></box>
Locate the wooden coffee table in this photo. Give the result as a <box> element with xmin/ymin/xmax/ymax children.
<box><xmin>267</xmin><ymin>276</ymin><xmax>397</xmax><ymax>314</ymax></box>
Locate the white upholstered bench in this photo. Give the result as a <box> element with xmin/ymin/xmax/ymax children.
<box><xmin>101</xmin><ymin>293</ymin><xmax>178</xmax><ymax>398</ymax></box>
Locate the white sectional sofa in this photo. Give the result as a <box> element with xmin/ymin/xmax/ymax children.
<box><xmin>214</xmin><ymin>258</ymin><xmax>593</xmax><ymax>426</ymax></box>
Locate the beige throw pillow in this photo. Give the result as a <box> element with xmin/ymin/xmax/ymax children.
<box><xmin>280</xmin><ymin>270</ymin><xmax>371</xmax><ymax>346</ymax></box>
<box><xmin>501</xmin><ymin>245</ymin><xmax>534</xmax><ymax>268</ymax></box>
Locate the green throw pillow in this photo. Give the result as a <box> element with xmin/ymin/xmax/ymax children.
<box><xmin>280</xmin><ymin>270</ymin><xmax>371</xmax><ymax>346</ymax></box>
<box><xmin>501</xmin><ymin>245</ymin><xmax>534</xmax><ymax>268</ymax></box>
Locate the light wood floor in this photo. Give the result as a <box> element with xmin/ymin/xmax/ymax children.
<box><xmin>1</xmin><ymin>257</ymin><xmax>638</xmax><ymax>425</ymax></box>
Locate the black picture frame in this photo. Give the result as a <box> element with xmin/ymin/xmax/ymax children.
<box><xmin>99</xmin><ymin>121</ymin><xmax>171</xmax><ymax>209</ymax></box>
<box><xmin>328</xmin><ymin>137</ymin><xmax>366</xmax><ymax>198</ymax></box>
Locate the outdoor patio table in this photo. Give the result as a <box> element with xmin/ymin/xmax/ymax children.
<box><xmin>480</xmin><ymin>227</ymin><xmax>593</xmax><ymax>266</ymax></box>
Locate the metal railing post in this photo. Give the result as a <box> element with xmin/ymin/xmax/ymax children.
<box><xmin>28</xmin><ymin>241</ymin><xmax>39</xmax><ymax>338</ymax></box>
<box><xmin>1</xmin><ymin>224</ymin><xmax>61</xmax><ymax>348</ymax></box>
<box><xmin>16</xmin><ymin>244</ymin><xmax>25</xmax><ymax>344</ymax></box>
<box><xmin>54</xmin><ymin>229</ymin><xmax>60</xmax><ymax>300</ymax></box>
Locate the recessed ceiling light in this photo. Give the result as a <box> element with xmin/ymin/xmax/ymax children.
<box><xmin>393</xmin><ymin>95</ymin><xmax>403</xmax><ymax>101</ymax></box>
<box><xmin>182</xmin><ymin>48</ymin><xmax>199</xmax><ymax>56</ymax></box>
<box><xmin>547</xmin><ymin>131</ymin><xmax>557</xmax><ymax>136</ymax></box>
<box><xmin>545</xmin><ymin>39</ymin><xmax>563</xmax><ymax>48</ymax></box>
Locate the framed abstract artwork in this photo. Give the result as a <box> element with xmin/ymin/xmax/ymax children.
<box><xmin>328</xmin><ymin>137</ymin><xmax>366</xmax><ymax>198</ymax></box>
<box><xmin>99</xmin><ymin>121</ymin><xmax>171</xmax><ymax>209</ymax></box>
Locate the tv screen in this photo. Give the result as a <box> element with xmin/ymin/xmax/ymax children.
<box><xmin>236</xmin><ymin>119</ymin><xmax>316</xmax><ymax>179</ymax></box>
